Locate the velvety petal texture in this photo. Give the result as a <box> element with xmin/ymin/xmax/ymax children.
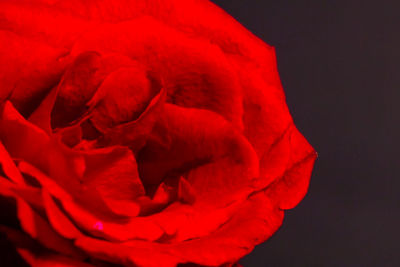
<box><xmin>0</xmin><ymin>0</ymin><xmax>316</xmax><ymax>266</ymax></box>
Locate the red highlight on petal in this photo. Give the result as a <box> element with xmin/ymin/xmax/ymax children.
<box><xmin>93</xmin><ymin>221</ymin><xmax>104</xmax><ymax>231</ymax></box>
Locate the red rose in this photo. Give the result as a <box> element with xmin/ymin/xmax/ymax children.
<box><xmin>0</xmin><ymin>1</ymin><xmax>316</xmax><ymax>266</ymax></box>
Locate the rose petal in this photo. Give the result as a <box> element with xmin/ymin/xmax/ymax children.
<box><xmin>19</xmin><ymin>161</ymin><xmax>164</xmax><ymax>242</ymax></box>
<box><xmin>256</xmin><ymin>125</ymin><xmax>292</xmax><ymax>190</ymax></box>
<box><xmin>71</xmin><ymin>17</ymin><xmax>244</xmax><ymax>129</ymax></box>
<box><xmin>145</xmin><ymin>1</ymin><xmax>291</xmax><ymax>153</ymax></box>
<box><xmin>1</xmin><ymin>101</ymin><xmax>131</xmax><ymax>220</ymax></box>
<box><xmin>0</xmin><ymin>177</ymin><xmax>16</xmax><ymax>200</ymax></box>
<box><xmin>266</xmin><ymin>127</ymin><xmax>317</xmax><ymax>209</ymax></box>
<box><xmin>135</xmin><ymin>181</ymin><xmax>177</xmax><ymax>216</ymax></box>
<box><xmin>74</xmin><ymin>192</ymin><xmax>283</xmax><ymax>267</ymax></box>
<box><xmin>87</xmin><ymin>64</ymin><xmax>158</xmax><ymax>132</ymax></box>
<box><xmin>0</xmin><ymin>181</ymin><xmax>84</xmax><ymax>259</ymax></box>
<box><xmin>82</xmin><ymin>146</ymin><xmax>145</xmax><ymax>199</ymax></box>
<box><xmin>28</xmin><ymin>86</ymin><xmax>59</xmax><ymax>134</ymax></box>
<box><xmin>144</xmin><ymin>202</ymin><xmax>240</xmax><ymax>243</ymax></box>
<box><xmin>17</xmin><ymin>248</ymin><xmax>94</xmax><ymax>267</ymax></box>
<box><xmin>97</xmin><ymin>86</ymin><xmax>166</xmax><ymax>152</ymax></box>
<box><xmin>42</xmin><ymin>189</ymin><xmax>81</xmax><ymax>240</ymax></box>
<box><xmin>56</xmin><ymin>123</ymin><xmax>83</xmax><ymax>148</ymax></box>
<box><xmin>239</xmin><ymin>64</ymin><xmax>293</xmax><ymax>158</ymax></box>
<box><xmin>81</xmin><ymin>146</ymin><xmax>145</xmax><ymax>216</ymax></box>
<box><xmin>137</xmin><ymin>103</ymin><xmax>259</xmax><ymax>207</ymax></box>
<box><xmin>0</xmin><ymin>1</ymin><xmax>93</xmax><ymax>48</ymax></box>
<box><xmin>75</xmin><ymin>236</ymin><xmax>178</xmax><ymax>267</ymax></box>
<box><xmin>0</xmin><ymin>225</ymin><xmax>89</xmax><ymax>267</ymax></box>
<box><xmin>0</xmin><ymin>101</ymin><xmax>50</xmax><ymax>166</ymax></box>
<box><xmin>177</xmin><ymin>177</ymin><xmax>196</xmax><ymax>205</ymax></box>
<box><xmin>53</xmin><ymin>51</ymin><xmax>103</xmax><ymax>124</ymax></box>
<box><xmin>0</xmin><ymin>178</ymin><xmax>43</xmax><ymax>212</ymax></box>
<box><xmin>17</xmin><ymin>198</ymin><xmax>84</xmax><ymax>258</ymax></box>
<box><xmin>0</xmin><ymin>30</ymin><xmax>66</xmax><ymax>115</ymax></box>
<box><xmin>0</xmin><ymin>140</ymin><xmax>25</xmax><ymax>184</ymax></box>
<box><xmin>51</xmin><ymin>52</ymin><xmax>143</xmax><ymax>128</ymax></box>
<box><xmin>0</xmin><ymin>225</ymin><xmax>38</xmax><ymax>251</ymax></box>
<box><xmin>167</xmin><ymin>193</ymin><xmax>283</xmax><ymax>266</ymax></box>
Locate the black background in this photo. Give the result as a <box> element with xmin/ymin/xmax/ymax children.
<box><xmin>210</xmin><ymin>0</ymin><xmax>399</xmax><ymax>266</ymax></box>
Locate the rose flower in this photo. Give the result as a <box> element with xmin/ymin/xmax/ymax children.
<box><xmin>0</xmin><ymin>0</ymin><xmax>316</xmax><ymax>266</ymax></box>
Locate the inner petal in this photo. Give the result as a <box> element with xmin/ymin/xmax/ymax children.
<box><xmin>81</xmin><ymin>146</ymin><xmax>145</xmax><ymax>217</ymax></box>
<box><xmin>87</xmin><ymin>64</ymin><xmax>159</xmax><ymax>132</ymax></box>
<box><xmin>137</xmin><ymin>103</ymin><xmax>259</xmax><ymax>208</ymax></box>
<box><xmin>50</xmin><ymin>51</ymin><xmax>150</xmax><ymax>129</ymax></box>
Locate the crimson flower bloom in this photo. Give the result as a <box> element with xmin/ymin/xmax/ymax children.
<box><xmin>0</xmin><ymin>0</ymin><xmax>316</xmax><ymax>266</ymax></box>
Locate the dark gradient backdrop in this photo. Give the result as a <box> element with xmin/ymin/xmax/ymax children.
<box><xmin>210</xmin><ymin>0</ymin><xmax>400</xmax><ymax>266</ymax></box>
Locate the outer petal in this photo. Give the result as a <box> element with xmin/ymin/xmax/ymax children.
<box><xmin>0</xmin><ymin>226</ymin><xmax>91</xmax><ymax>267</ymax></box>
<box><xmin>70</xmin><ymin>17</ymin><xmax>244</xmax><ymax>129</ymax></box>
<box><xmin>0</xmin><ymin>140</ymin><xmax>25</xmax><ymax>184</ymax></box>
<box><xmin>73</xmin><ymin>192</ymin><xmax>283</xmax><ymax>267</ymax></box>
<box><xmin>0</xmin><ymin>178</ymin><xmax>43</xmax><ymax>214</ymax></box>
<box><xmin>15</xmin><ymin>198</ymin><xmax>83</xmax><ymax>259</ymax></box>
<box><xmin>168</xmin><ymin>193</ymin><xmax>284</xmax><ymax>266</ymax></box>
<box><xmin>42</xmin><ymin>189</ymin><xmax>81</xmax><ymax>240</ymax></box>
<box><xmin>0</xmin><ymin>1</ymin><xmax>94</xmax><ymax>48</ymax></box>
<box><xmin>0</xmin><ymin>30</ymin><xmax>66</xmax><ymax>115</ymax></box>
<box><xmin>265</xmin><ymin>126</ymin><xmax>317</xmax><ymax>209</ymax></box>
<box><xmin>17</xmin><ymin>249</ymin><xmax>95</xmax><ymax>267</ymax></box>
<box><xmin>0</xmin><ymin>101</ymin><xmax>127</xmax><ymax>220</ymax></box>
<box><xmin>19</xmin><ymin>161</ymin><xmax>164</xmax><ymax>242</ymax></box>
<box><xmin>0</xmin><ymin>179</ymin><xmax>84</xmax><ymax>259</ymax></box>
